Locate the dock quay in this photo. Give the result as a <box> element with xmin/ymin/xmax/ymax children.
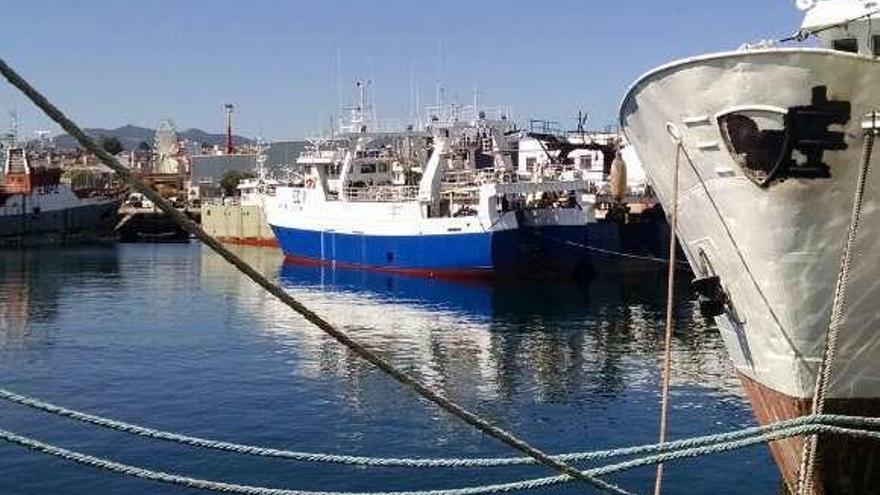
<box><xmin>201</xmin><ymin>201</ymin><xmax>278</xmax><ymax>247</ymax></box>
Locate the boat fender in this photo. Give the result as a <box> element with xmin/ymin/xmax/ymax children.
<box><xmin>692</xmin><ymin>275</ymin><xmax>728</xmax><ymax>318</ymax></box>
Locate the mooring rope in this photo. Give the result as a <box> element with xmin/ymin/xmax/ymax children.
<box><xmin>797</xmin><ymin>122</ymin><xmax>877</xmax><ymax>495</ymax></box>
<box><xmin>0</xmin><ymin>58</ymin><xmax>631</xmax><ymax>495</ymax></box>
<box><xmin>584</xmin><ymin>423</ymin><xmax>880</xmax><ymax>479</ymax></box>
<box><xmin>653</xmin><ymin>141</ymin><xmax>682</xmax><ymax>495</ymax></box>
<box><xmin>530</xmin><ymin>231</ymin><xmax>688</xmax><ymax>266</ymax></box>
<box><xmin>2</xmin><ymin>387</ymin><xmax>880</xmax><ymax>470</ymax></box>
<box><xmin>1</xmin><ymin>419</ymin><xmax>879</xmax><ymax>495</ymax></box>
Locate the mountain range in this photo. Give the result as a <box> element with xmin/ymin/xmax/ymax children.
<box><xmin>52</xmin><ymin>124</ymin><xmax>254</xmax><ymax>151</ymax></box>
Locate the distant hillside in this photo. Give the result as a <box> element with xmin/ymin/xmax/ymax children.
<box><xmin>52</xmin><ymin>124</ymin><xmax>254</xmax><ymax>150</ymax></box>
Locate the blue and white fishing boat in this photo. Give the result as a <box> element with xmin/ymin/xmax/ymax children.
<box><xmin>264</xmin><ymin>86</ymin><xmax>596</xmax><ymax>277</ymax></box>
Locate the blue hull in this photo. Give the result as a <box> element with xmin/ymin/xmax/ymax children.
<box><xmin>270</xmin><ymin>223</ymin><xmax>625</xmax><ymax>278</ymax></box>
<box><xmin>271</xmin><ymin>226</ymin><xmax>522</xmax><ymax>276</ymax></box>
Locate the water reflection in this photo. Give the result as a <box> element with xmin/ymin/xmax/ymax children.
<box><xmin>0</xmin><ymin>247</ymin><xmax>121</xmax><ymax>345</ymax></box>
<box><xmin>0</xmin><ymin>244</ymin><xmax>770</xmax><ymax>494</ymax></box>
<box><xmin>200</xmin><ymin>246</ymin><xmax>742</xmax><ymax>407</ymax></box>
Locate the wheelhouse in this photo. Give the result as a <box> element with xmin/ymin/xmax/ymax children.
<box><xmin>801</xmin><ymin>0</ymin><xmax>880</xmax><ymax>56</ymax></box>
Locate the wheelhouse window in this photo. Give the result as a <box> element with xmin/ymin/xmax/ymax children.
<box><xmin>832</xmin><ymin>38</ymin><xmax>858</xmax><ymax>53</ymax></box>
<box><xmin>718</xmin><ymin>108</ymin><xmax>789</xmax><ymax>185</ymax></box>
<box><xmin>578</xmin><ymin>155</ymin><xmax>593</xmax><ymax>168</ymax></box>
<box><xmin>360</xmin><ymin>163</ymin><xmax>377</xmax><ymax>174</ymax></box>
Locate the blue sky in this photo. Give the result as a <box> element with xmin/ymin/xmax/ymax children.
<box><xmin>1</xmin><ymin>0</ymin><xmax>802</xmax><ymax>140</ymax></box>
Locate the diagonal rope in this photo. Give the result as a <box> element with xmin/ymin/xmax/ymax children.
<box><xmin>653</xmin><ymin>141</ymin><xmax>681</xmax><ymax>495</ymax></box>
<box><xmin>0</xmin><ymin>57</ymin><xmax>632</xmax><ymax>495</ymax></box>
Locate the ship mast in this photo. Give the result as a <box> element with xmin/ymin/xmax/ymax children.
<box><xmin>255</xmin><ymin>137</ymin><xmax>268</xmax><ymax>182</ymax></box>
<box><xmin>340</xmin><ymin>79</ymin><xmax>373</xmax><ymax>133</ymax></box>
<box><xmin>10</xmin><ymin>110</ymin><xmax>19</xmax><ymax>147</ymax></box>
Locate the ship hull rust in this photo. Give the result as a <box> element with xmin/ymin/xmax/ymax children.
<box><xmin>740</xmin><ymin>373</ymin><xmax>880</xmax><ymax>495</ymax></box>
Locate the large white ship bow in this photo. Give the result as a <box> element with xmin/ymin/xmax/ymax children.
<box><xmin>620</xmin><ymin>1</ymin><xmax>880</xmax><ymax>492</ymax></box>
<box><xmin>623</xmin><ymin>49</ymin><xmax>880</xmax><ymax>400</ymax></box>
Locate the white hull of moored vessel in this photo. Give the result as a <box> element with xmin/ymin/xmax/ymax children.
<box><xmin>621</xmin><ymin>44</ymin><xmax>880</xmax><ymax>493</ymax></box>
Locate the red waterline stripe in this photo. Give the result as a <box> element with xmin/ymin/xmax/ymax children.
<box><xmin>217</xmin><ymin>236</ymin><xmax>280</xmax><ymax>248</ymax></box>
<box><xmin>282</xmin><ymin>254</ymin><xmax>495</xmax><ymax>281</ymax></box>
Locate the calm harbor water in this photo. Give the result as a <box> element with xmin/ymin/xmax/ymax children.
<box><xmin>0</xmin><ymin>244</ymin><xmax>780</xmax><ymax>494</ymax></box>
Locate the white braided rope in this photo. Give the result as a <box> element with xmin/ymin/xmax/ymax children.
<box><xmin>2</xmin><ymin>422</ymin><xmax>879</xmax><ymax>495</ymax></box>
<box><xmin>2</xmin><ymin>388</ymin><xmax>880</xmax><ymax>469</ymax></box>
